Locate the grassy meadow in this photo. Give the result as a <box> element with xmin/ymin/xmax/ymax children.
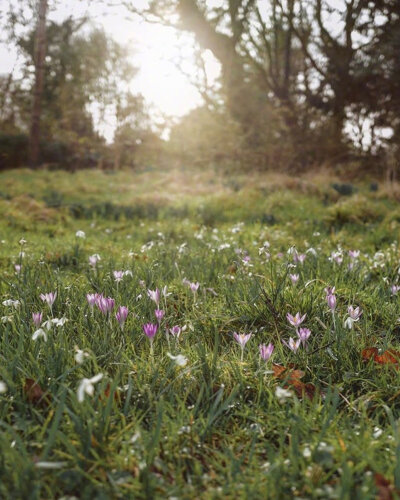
<box><xmin>1</xmin><ymin>166</ymin><xmax>400</xmax><ymax>499</ymax></box>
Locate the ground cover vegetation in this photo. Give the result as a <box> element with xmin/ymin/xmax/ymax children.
<box><xmin>1</xmin><ymin>168</ymin><xmax>400</xmax><ymax>498</ymax></box>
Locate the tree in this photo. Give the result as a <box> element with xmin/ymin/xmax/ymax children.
<box><xmin>29</xmin><ymin>0</ymin><xmax>48</xmax><ymax>167</ymax></box>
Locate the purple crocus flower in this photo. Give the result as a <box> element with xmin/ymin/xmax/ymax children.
<box><xmin>324</xmin><ymin>287</ymin><xmax>336</xmax><ymax>297</ymax></box>
<box><xmin>170</xmin><ymin>325</ymin><xmax>182</xmax><ymax>338</ymax></box>
<box><xmin>147</xmin><ymin>288</ymin><xmax>161</xmax><ymax>307</ymax></box>
<box><xmin>348</xmin><ymin>250</ymin><xmax>360</xmax><ymax>260</ymax></box>
<box><xmin>190</xmin><ymin>282</ymin><xmax>200</xmax><ymax>293</ymax></box>
<box><xmin>289</xmin><ymin>274</ymin><xmax>299</xmax><ymax>285</ymax></box>
<box><xmin>326</xmin><ymin>294</ymin><xmax>336</xmax><ymax>311</ymax></box>
<box><xmin>282</xmin><ymin>337</ymin><xmax>301</xmax><ymax>353</ymax></box>
<box><xmin>113</xmin><ymin>271</ymin><xmax>124</xmax><ymax>283</ymax></box>
<box><xmin>287</xmin><ymin>312</ymin><xmax>306</xmax><ymax>328</ymax></box>
<box><xmin>86</xmin><ymin>293</ymin><xmax>98</xmax><ymax>307</ymax></box>
<box><xmin>297</xmin><ymin>327</ymin><xmax>311</xmax><ymax>346</ymax></box>
<box><xmin>344</xmin><ymin>305</ymin><xmax>362</xmax><ymax>329</ymax></box>
<box><xmin>233</xmin><ymin>332</ymin><xmax>252</xmax><ymax>348</ymax></box>
<box><xmin>115</xmin><ymin>306</ymin><xmax>129</xmax><ymax>328</ymax></box>
<box><xmin>155</xmin><ymin>309</ymin><xmax>165</xmax><ymax>324</ymax></box>
<box><xmin>391</xmin><ymin>285</ymin><xmax>400</xmax><ymax>296</ymax></box>
<box><xmin>143</xmin><ymin>323</ymin><xmax>158</xmax><ymax>343</ymax></box>
<box><xmin>233</xmin><ymin>332</ymin><xmax>252</xmax><ymax>361</ymax></box>
<box><xmin>259</xmin><ymin>343</ymin><xmax>274</xmax><ymax>362</ymax></box>
<box><xmin>32</xmin><ymin>312</ymin><xmax>43</xmax><ymax>327</ymax></box>
<box><xmin>348</xmin><ymin>305</ymin><xmax>362</xmax><ymax>320</ymax></box>
<box><xmin>40</xmin><ymin>292</ymin><xmax>57</xmax><ymax>307</ymax></box>
<box><xmin>96</xmin><ymin>295</ymin><xmax>115</xmax><ymax>314</ymax></box>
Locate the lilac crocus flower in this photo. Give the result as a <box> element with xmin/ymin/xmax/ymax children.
<box><xmin>170</xmin><ymin>325</ymin><xmax>182</xmax><ymax>338</ymax></box>
<box><xmin>15</xmin><ymin>265</ymin><xmax>21</xmax><ymax>274</ymax></box>
<box><xmin>190</xmin><ymin>282</ymin><xmax>200</xmax><ymax>293</ymax></box>
<box><xmin>155</xmin><ymin>309</ymin><xmax>165</xmax><ymax>323</ymax></box>
<box><xmin>324</xmin><ymin>287</ymin><xmax>336</xmax><ymax>297</ymax></box>
<box><xmin>391</xmin><ymin>285</ymin><xmax>400</xmax><ymax>296</ymax></box>
<box><xmin>287</xmin><ymin>312</ymin><xmax>306</xmax><ymax>328</ymax></box>
<box><xmin>32</xmin><ymin>312</ymin><xmax>43</xmax><ymax>327</ymax></box>
<box><xmin>259</xmin><ymin>343</ymin><xmax>274</xmax><ymax>362</ymax></box>
<box><xmin>147</xmin><ymin>288</ymin><xmax>161</xmax><ymax>307</ymax></box>
<box><xmin>96</xmin><ymin>296</ymin><xmax>115</xmax><ymax>315</ymax></box>
<box><xmin>282</xmin><ymin>337</ymin><xmax>301</xmax><ymax>353</ymax></box>
<box><xmin>115</xmin><ymin>306</ymin><xmax>129</xmax><ymax>328</ymax></box>
<box><xmin>289</xmin><ymin>274</ymin><xmax>299</xmax><ymax>285</ymax></box>
<box><xmin>143</xmin><ymin>323</ymin><xmax>158</xmax><ymax>348</ymax></box>
<box><xmin>233</xmin><ymin>332</ymin><xmax>252</xmax><ymax>361</ymax></box>
<box><xmin>326</xmin><ymin>294</ymin><xmax>336</xmax><ymax>311</ymax></box>
<box><xmin>297</xmin><ymin>327</ymin><xmax>311</xmax><ymax>347</ymax></box>
<box><xmin>40</xmin><ymin>292</ymin><xmax>57</xmax><ymax>307</ymax></box>
<box><xmin>348</xmin><ymin>250</ymin><xmax>360</xmax><ymax>260</ymax></box>
<box><xmin>86</xmin><ymin>294</ymin><xmax>98</xmax><ymax>307</ymax></box>
<box><xmin>233</xmin><ymin>332</ymin><xmax>252</xmax><ymax>348</ymax></box>
<box><xmin>113</xmin><ymin>271</ymin><xmax>124</xmax><ymax>283</ymax></box>
<box><xmin>89</xmin><ymin>254</ymin><xmax>101</xmax><ymax>267</ymax></box>
<box><xmin>344</xmin><ymin>305</ymin><xmax>362</xmax><ymax>329</ymax></box>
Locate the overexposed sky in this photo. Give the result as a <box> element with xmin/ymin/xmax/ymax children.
<box><xmin>0</xmin><ymin>0</ymin><xmax>221</xmax><ymax>137</ymax></box>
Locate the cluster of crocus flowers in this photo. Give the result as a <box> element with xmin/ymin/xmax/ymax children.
<box><xmin>96</xmin><ymin>295</ymin><xmax>115</xmax><ymax>315</ymax></box>
<box><xmin>344</xmin><ymin>305</ymin><xmax>362</xmax><ymax>329</ymax></box>
<box><xmin>40</xmin><ymin>292</ymin><xmax>57</xmax><ymax>308</ymax></box>
<box><xmin>285</xmin><ymin>312</ymin><xmax>310</xmax><ymax>352</ymax></box>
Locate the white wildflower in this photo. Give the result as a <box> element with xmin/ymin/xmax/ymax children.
<box><xmin>77</xmin><ymin>373</ymin><xmax>103</xmax><ymax>402</ymax></box>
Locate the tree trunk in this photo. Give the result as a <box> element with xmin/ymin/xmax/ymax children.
<box><xmin>29</xmin><ymin>0</ymin><xmax>48</xmax><ymax>168</ymax></box>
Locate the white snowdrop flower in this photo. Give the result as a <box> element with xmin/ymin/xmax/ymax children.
<box><xmin>0</xmin><ymin>381</ymin><xmax>7</xmax><ymax>393</ymax></box>
<box><xmin>2</xmin><ymin>299</ymin><xmax>21</xmax><ymax>309</ymax></box>
<box><xmin>19</xmin><ymin>238</ymin><xmax>27</xmax><ymax>245</ymax></box>
<box><xmin>302</xmin><ymin>447</ymin><xmax>312</xmax><ymax>458</ymax></box>
<box><xmin>32</xmin><ymin>328</ymin><xmax>47</xmax><ymax>341</ymax></box>
<box><xmin>124</xmin><ymin>270</ymin><xmax>133</xmax><ymax>277</ymax></box>
<box><xmin>42</xmin><ymin>320</ymin><xmax>53</xmax><ymax>331</ymax></box>
<box><xmin>373</xmin><ymin>427</ymin><xmax>383</xmax><ymax>439</ymax></box>
<box><xmin>167</xmin><ymin>353</ymin><xmax>188</xmax><ymax>367</ymax></box>
<box><xmin>306</xmin><ymin>247</ymin><xmax>317</xmax><ymax>256</ymax></box>
<box><xmin>275</xmin><ymin>386</ymin><xmax>293</xmax><ymax>403</ymax></box>
<box><xmin>75</xmin><ymin>230</ymin><xmax>86</xmax><ymax>238</ymax></box>
<box><xmin>52</xmin><ymin>317</ymin><xmax>68</xmax><ymax>327</ymax></box>
<box><xmin>77</xmin><ymin>373</ymin><xmax>103</xmax><ymax>402</ymax></box>
<box><xmin>74</xmin><ymin>348</ymin><xmax>89</xmax><ymax>365</ymax></box>
<box><xmin>1</xmin><ymin>316</ymin><xmax>13</xmax><ymax>324</ymax></box>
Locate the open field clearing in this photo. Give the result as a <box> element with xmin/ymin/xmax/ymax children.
<box><xmin>1</xmin><ymin>168</ymin><xmax>400</xmax><ymax>499</ymax></box>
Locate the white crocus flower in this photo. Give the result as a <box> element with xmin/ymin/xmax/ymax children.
<box><xmin>32</xmin><ymin>328</ymin><xmax>47</xmax><ymax>341</ymax></box>
<box><xmin>76</xmin><ymin>230</ymin><xmax>86</xmax><ymax>238</ymax></box>
<box><xmin>275</xmin><ymin>386</ymin><xmax>293</xmax><ymax>404</ymax></box>
<box><xmin>167</xmin><ymin>353</ymin><xmax>188</xmax><ymax>367</ymax></box>
<box><xmin>77</xmin><ymin>373</ymin><xmax>103</xmax><ymax>402</ymax></box>
<box><xmin>0</xmin><ymin>381</ymin><xmax>7</xmax><ymax>393</ymax></box>
<box><xmin>2</xmin><ymin>299</ymin><xmax>21</xmax><ymax>309</ymax></box>
<box><xmin>74</xmin><ymin>348</ymin><xmax>89</xmax><ymax>365</ymax></box>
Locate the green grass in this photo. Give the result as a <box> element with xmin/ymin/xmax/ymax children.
<box><xmin>1</xmin><ymin>167</ymin><xmax>400</xmax><ymax>499</ymax></box>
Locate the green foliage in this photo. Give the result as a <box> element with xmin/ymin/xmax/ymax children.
<box><xmin>1</xmin><ymin>168</ymin><xmax>400</xmax><ymax>498</ymax></box>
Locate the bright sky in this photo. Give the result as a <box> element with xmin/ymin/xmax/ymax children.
<box><xmin>0</xmin><ymin>0</ymin><xmax>221</xmax><ymax>138</ymax></box>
